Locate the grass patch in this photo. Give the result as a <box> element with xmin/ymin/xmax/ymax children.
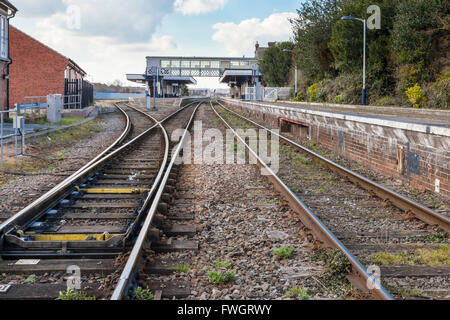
<box><xmin>286</xmin><ymin>287</ymin><xmax>310</xmax><ymax>300</ymax></box>
<box><xmin>396</xmin><ymin>287</ymin><xmax>428</xmax><ymax>299</ymax></box>
<box><xmin>294</xmin><ymin>155</ymin><xmax>313</xmax><ymax>166</ymax></box>
<box><xmin>312</xmin><ymin>248</ymin><xmax>354</xmax><ymax>297</ymax></box>
<box><xmin>170</xmin><ymin>263</ymin><xmax>189</xmax><ymax>274</ymax></box>
<box><xmin>59</xmin><ymin>288</ymin><xmax>96</xmax><ymax>300</ymax></box>
<box><xmin>207</xmin><ymin>270</ymin><xmax>236</xmax><ymax>285</ymax></box>
<box><xmin>371</xmin><ymin>245</ymin><xmax>449</xmax><ymax>266</ymax></box>
<box><xmin>411</xmin><ymin>232</ymin><xmax>448</xmax><ymax>244</ymax></box>
<box><xmin>266</xmin><ymin>199</ymin><xmax>278</xmax><ymax>204</ymax></box>
<box><xmin>215</xmin><ymin>260</ymin><xmax>232</xmax><ymax>269</ymax></box>
<box><xmin>31</xmin><ymin>117</ymin><xmax>85</xmax><ymax>127</ymax></box>
<box><xmin>291</xmin><ymin>186</ymin><xmax>300</xmax><ymax>194</ymax></box>
<box><xmin>274</xmin><ymin>246</ymin><xmax>296</xmax><ymax>259</ymax></box>
<box><xmin>134</xmin><ymin>287</ymin><xmax>154</xmax><ymax>300</ymax></box>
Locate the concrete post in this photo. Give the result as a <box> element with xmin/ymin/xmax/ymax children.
<box><xmin>47</xmin><ymin>94</ymin><xmax>62</xmax><ymax>123</ymax></box>
<box><xmin>255</xmin><ymin>80</ymin><xmax>262</xmax><ymax>101</ymax></box>
<box><xmin>145</xmin><ymin>82</ymin><xmax>151</xmax><ymax>110</ymax></box>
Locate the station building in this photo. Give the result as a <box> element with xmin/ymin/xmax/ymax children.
<box><xmin>8</xmin><ymin>25</ymin><xmax>93</xmax><ymax>109</ymax></box>
<box><xmin>127</xmin><ymin>54</ymin><xmax>264</xmax><ymax>105</ymax></box>
<box><xmin>0</xmin><ymin>0</ymin><xmax>17</xmax><ymax>111</ymax></box>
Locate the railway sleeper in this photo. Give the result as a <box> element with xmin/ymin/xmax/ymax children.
<box><xmin>151</xmin><ymin>239</ymin><xmax>199</xmax><ymax>253</ymax></box>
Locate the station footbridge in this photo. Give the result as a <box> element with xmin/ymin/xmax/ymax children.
<box><xmin>127</xmin><ymin>55</ymin><xmax>264</xmax><ymax>107</ymax></box>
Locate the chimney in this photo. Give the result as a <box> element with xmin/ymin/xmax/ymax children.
<box><xmin>255</xmin><ymin>41</ymin><xmax>260</xmax><ymax>51</ymax></box>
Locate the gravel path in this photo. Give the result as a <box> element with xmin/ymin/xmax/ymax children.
<box><xmin>148</xmin><ymin>104</ymin><xmax>348</xmax><ymax>300</ymax></box>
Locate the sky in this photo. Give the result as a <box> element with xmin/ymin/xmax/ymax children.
<box><xmin>11</xmin><ymin>0</ymin><xmax>300</xmax><ymax>89</ymax></box>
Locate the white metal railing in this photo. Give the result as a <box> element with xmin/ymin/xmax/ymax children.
<box><xmin>243</xmin><ymin>87</ymin><xmax>292</xmax><ymax>102</ymax></box>
<box><xmin>245</xmin><ymin>87</ymin><xmax>257</xmax><ymax>101</ymax></box>
<box><xmin>263</xmin><ymin>87</ymin><xmax>279</xmax><ymax>102</ymax></box>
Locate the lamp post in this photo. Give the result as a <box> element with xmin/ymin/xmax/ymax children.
<box><xmin>283</xmin><ymin>49</ymin><xmax>298</xmax><ymax>99</ymax></box>
<box><xmin>341</xmin><ymin>16</ymin><xmax>367</xmax><ymax>105</ymax></box>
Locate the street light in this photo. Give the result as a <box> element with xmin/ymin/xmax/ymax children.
<box><xmin>341</xmin><ymin>16</ymin><xmax>367</xmax><ymax>105</ymax></box>
<box><xmin>283</xmin><ymin>49</ymin><xmax>298</xmax><ymax>99</ymax></box>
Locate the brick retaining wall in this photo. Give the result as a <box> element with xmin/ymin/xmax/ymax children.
<box><xmin>223</xmin><ymin>99</ymin><xmax>450</xmax><ymax>200</ymax></box>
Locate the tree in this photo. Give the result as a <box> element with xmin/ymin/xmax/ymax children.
<box><xmin>391</xmin><ymin>0</ymin><xmax>449</xmax><ymax>83</ymax></box>
<box><xmin>290</xmin><ymin>0</ymin><xmax>343</xmax><ymax>81</ymax></box>
<box><xmin>329</xmin><ymin>0</ymin><xmax>397</xmax><ymax>96</ymax></box>
<box><xmin>259</xmin><ymin>42</ymin><xmax>295</xmax><ymax>87</ymax></box>
<box><xmin>181</xmin><ymin>85</ymin><xmax>189</xmax><ymax>97</ymax></box>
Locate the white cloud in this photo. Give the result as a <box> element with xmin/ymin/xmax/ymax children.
<box><xmin>14</xmin><ymin>0</ymin><xmax>174</xmax><ymax>43</ymax></box>
<box><xmin>12</xmin><ymin>0</ymin><xmax>180</xmax><ymax>84</ymax></box>
<box><xmin>212</xmin><ymin>12</ymin><xmax>296</xmax><ymax>56</ymax></box>
<box><xmin>31</xmin><ymin>17</ymin><xmax>177</xmax><ymax>84</ymax></box>
<box><xmin>174</xmin><ymin>0</ymin><xmax>228</xmax><ymax>15</ymax></box>
<box><xmin>11</xmin><ymin>0</ymin><xmax>66</xmax><ymax>16</ymax></box>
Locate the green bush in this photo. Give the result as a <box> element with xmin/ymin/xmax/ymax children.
<box><xmin>307</xmin><ymin>83</ymin><xmax>318</xmax><ymax>102</ymax></box>
<box><xmin>424</xmin><ymin>67</ymin><xmax>450</xmax><ymax>109</ymax></box>
<box><xmin>293</xmin><ymin>92</ymin><xmax>304</xmax><ymax>102</ymax></box>
<box><xmin>289</xmin><ymin>0</ymin><xmax>448</xmax><ymax>109</ymax></box>
<box><xmin>406</xmin><ymin>83</ymin><xmax>426</xmax><ymax>108</ymax></box>
<box><xmin>376</xmin><ymin>96</ymin><xmax>397</xmax><ymax>106</ymax></box>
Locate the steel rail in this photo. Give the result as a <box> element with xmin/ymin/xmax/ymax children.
<box><xmin>121</xmin><ymin>102</ymin><xmax>198</xmax><ymax>243</ymax></box>
<box><xmin>210</xmin><ymin>101</ymin><xmax>393</xmax><ymax>300</ymax></box>
<box><xmin>0</xmin><ymin>101</ymin><xmax>198</xmax><ymax>237</ymax></box>
<box><xmin>111</xmin><ymin>102</ymin><xmax>201</xmax><ymax>300</ymax></box>
<box><xmin>0</xmin><ymin>103</ymin><xmax>131</xmax><ymax>235</ymax></box>
<box><xmin>216</xmin><ymin>100</ymin><xmax>450</xmax><ymax>233</ymax></box>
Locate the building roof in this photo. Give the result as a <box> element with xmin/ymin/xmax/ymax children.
<box><xmin>10</xmin><ymin>25</ymin><xmax>87</xmax><ymax>76</ymax></box>
<box><xmin>146</xmin><ymin>56</ymin><xmax>258</xmax><ymax>61</ymax></box>
<box><xmin>219</xmin><ymin>69</ymin><xmax>254</xmax><ymax>83</ymax></box>
<box><xmin>126</xmin><ymin>74</ymin><xmax>197</xmax><ymax>85</ymax></box>
<box><xmin>0</xmin><ymin>0</ymin><xmax>17</xmax><ymax>13</ymax></box>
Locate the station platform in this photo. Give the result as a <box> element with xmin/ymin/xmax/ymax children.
<box><xmin>222</xmin><ymin>98</ymin><xmax>449</xmax><ymax>199</ymax></box>
<box><xmin>224</xmin><ymin>99</ymin><xmax>450</xmax><ymax>138</ymax></box>
<box><xmin>272</xmin><ymin>100</ymin><xmax>450</xmax><ymax>127</ymax></box>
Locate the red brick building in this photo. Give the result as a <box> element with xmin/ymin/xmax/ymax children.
<box><xmin>0</xmin><ymin>0</ymin><xmax>17</xmax><ymax>111</ymax></box>
<box><xmin>9</xmin><ymin>25</ymin><xmax>92</xmax><ymax>109</ymax></box>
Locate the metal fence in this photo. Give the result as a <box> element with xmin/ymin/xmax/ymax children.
<box><xmin>82</xmin><ymin>80</ymin><xmax>94</xmax><ymax>108</ymax></box>
<box><xmin>64</xmin><ymin>94</ymin><xmax>82</xmax><ymax>109</ymax></box>
<box><xmin>263</xmin><ymin>87</ymin><xmax>278</xmax><ymax>102</ymax></box>
<box><xmin>64</xmin><ymin>79</ymin><xmax>94</xmax><ymax>109</ymax></box>
<box><xmin>94</xmin><ymin>92</ymin><xmax>146</xmax><ymax>100</ymax></box>
<box><xmin>16</xmin><ymin>94</ymin><xmax>83</xmax><ymax>112</ymax></box>
<box><xmin>0</xmin><ymin>109</ymin><xmax>26</xmax><ymax>168</ymax></box>
<box><xmin>244</xmin><ymin>87</ymin><xmax>290</xmax><ymax>102</ymax></box>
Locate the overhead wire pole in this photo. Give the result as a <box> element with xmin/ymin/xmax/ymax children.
<box><xmin>342</xmin><ymin>16</ymin><xmax>367</xmax><ymax>105</ymax></box>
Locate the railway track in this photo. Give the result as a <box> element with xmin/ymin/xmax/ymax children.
<box><xmin>0</xmin><ymin>101</ymin><xmax>201</xmax><ymax>300</ymax></box>
<box><xmin>211</xmin><ymin>100</ymin><xmax>450</xmax><ymax>300</ymax></box>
